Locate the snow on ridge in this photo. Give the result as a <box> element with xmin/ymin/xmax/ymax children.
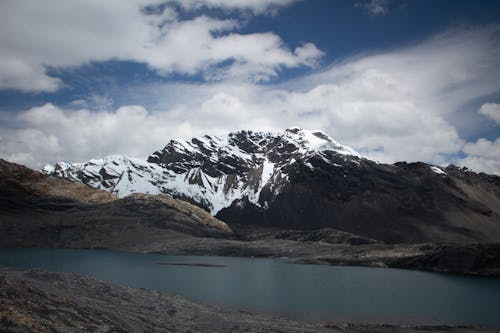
<box><xmin>282</xmin><ymin>127</ymin><xmax>361</xmax><ymax>158</ymax></box>
<box><xmin>42</xmin><ymin>164</ymin><xmax>55</xmax><ymax>174</ymax></box>
<box><xmin>159</xmin><ymin>128</ymin><xmax>362</xmax><ymax>165</ymax></box>
<box><xmin>43</xmin><ymin>128</ymin><xmax>361</xmax><ymax>214</ymax></box>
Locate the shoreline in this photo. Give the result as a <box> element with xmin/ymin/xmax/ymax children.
<box><xmin>1</xmin><ymin>265</ymin><xmax>497</xmax><ymax>333</ymax></box>
<box><xmin>2</xmin><ymin>236</ymin><xmax>500</xmax><ymax>279</ymax></box>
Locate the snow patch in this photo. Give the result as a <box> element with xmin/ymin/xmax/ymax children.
<box><xmin>430</xmin><ymin>166</ymin><xmax>447</xmax><ymax>175</ymax></box>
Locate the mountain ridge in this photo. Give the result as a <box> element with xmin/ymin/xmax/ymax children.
<box><xmin>42</xmin><ymin>128</ymin><xmax>500</xmax><ymax>244</ymax></box>
<box><xmin>43</xmin><ymin>128</ymin><xmax>362</xmax><ymax>214</ymax></box>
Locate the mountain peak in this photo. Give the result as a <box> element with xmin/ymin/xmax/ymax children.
<box><xmin>282</xmin><ymin>127</ymin><xmax>361</xmax><ymax>157</ymax></box>
<box><xmin>43</xmin><ymin>128</ymin><xmax>362</xmax><ymax>214</ymax></box>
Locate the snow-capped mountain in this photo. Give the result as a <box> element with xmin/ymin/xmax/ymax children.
<box><xmin>43</xmin><ymin>127</ymin><xmax>500</xmax><ymax>243</ymax></box>
<box><xmin>43</xmin><ymin>128</ymin><xmax>361</xmax><ymax>214</ymax></box>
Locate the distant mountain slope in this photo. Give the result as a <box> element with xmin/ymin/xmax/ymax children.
<box><xmin>1</xmin><ymin>157</ymin><xmax>116</xmax><ymax>206</ymax></box>
<box><xmin>42</xmin><ymin>128</ymin><xmax>500</xmax><ymax>243</ymax></box>
<box><xmin>0</xmin><ymin>159</ymin><xmax>232</xmax><ymax>249</ymax></box>
<box><xmin>218</xmin><ymin>160</ymin><xmax>500</xmax><ymax>243</ymax></box>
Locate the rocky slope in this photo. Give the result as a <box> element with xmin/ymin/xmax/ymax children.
<box><xmin>43</xmin><ymin>128</ymin><xmax>500</xmax><ymax>244</ymax></box>
<box><xmin>0</xmin><ymin>159</ymin><xmax>232</xmax><ymax>249</ymax></box>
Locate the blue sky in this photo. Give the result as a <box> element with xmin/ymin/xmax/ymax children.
<box><xmin>1</xmin><ymin>0</ymin><xmax>499</xmax><ymax>174</ymax></box>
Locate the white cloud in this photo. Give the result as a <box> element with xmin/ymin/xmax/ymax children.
<box><xmin>478</xmin><ymin>102</ymin><xmax>500</xmax><ymax>123</ymax></box>
<box><xmin>137</xmin><ymin>26</ymin><xmax>499</xmax><ymax>166</ymax></box>
<box><xmin>458</xmin><ymin>138</ymin><xmax>500</xmax><ymax>175</ymax></box>
<box><xmin>0</xmin><ymin>57</ymin><xmax>61</xmax><ymax>92</ymax></box>
<box><xmin>0</xmin><ymin>0</ymin><xmax>318</xmax><ymax>91</ymax></box>
<box><xmin>144</xmin><ymin>17</ymin><xmax>323</xmax><ymax>82</ymax></box>
<box><xmin>1</xmin><ymin>26</ymin><xmax>500</xmax><ymax>175</ymax></box>
<box><xmin>356</xmin><ymin>0</ymin><xmax>390</xmax><ymax>16</ymax></box>
<box><xmin>1</xmin><ymin>103</ymin><xmax>173</xmax><ymax>167</ymax></box>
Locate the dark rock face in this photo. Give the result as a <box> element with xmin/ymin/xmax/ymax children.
<box><xmin>217</xmin><ymin>154</ymin><xmax>500</xmax><ymax>244</ymax></box>
<box><xmin>147</xmin><ymin>132</ymin><xmax>261</xmax><ymax>177</ymax></box>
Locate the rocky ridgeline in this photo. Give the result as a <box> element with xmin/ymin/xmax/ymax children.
<box><xmin>43</xmin><ymin>128</ymin><xmax>361</xmax><ymax>214</ymax></box>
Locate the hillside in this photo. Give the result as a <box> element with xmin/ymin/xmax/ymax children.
<box><xmin>0</xmin><ymin>159</ymin><xmax>232</xmax><ymax>250</ymax></box>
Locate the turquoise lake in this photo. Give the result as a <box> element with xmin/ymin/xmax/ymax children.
<box><xmin>1</xmin><ymin>248</ymin><xmax>500</xmax><ymax>327</ymax></box>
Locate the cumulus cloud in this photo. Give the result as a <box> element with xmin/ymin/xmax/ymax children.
<box><xmin>1</xmin><ymin>26</ymin><xmax>500</xmax><ymax>174</ymax></box>
<box><xmin>478</xmin><ymin>102</ymin><xmax>500</xmax><ymax>123</ymax></box>
<box><xmin>0</xmin><ymin>0</ymin><xmax>318</xmax><ymax>91</ymax></box>
<box><xmin>0</xmin><ymin>103</ymin><xmax>174</xmax><ymax>167</ymax></box>
<box><xmin>145</xmin><ymin>17</ymin><xmax>323</xmax><ymax>82</ymax></box>
<box><xmin>458</xmin><ymin>138</ymin><xmax>500</xmax><ymax>175</ymax></box>
<box><xmin>0</xmin><ymin>58</ymin><xmax>61</xmax><ymax>92</ymax></box>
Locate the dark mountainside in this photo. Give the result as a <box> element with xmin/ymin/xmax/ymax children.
<box><xmin>219</xmin><ymin>159</ymin><xmax>500</xmax><ymax>243</ymax></box>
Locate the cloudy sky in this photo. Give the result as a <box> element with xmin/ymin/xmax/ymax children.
<box><xmin>1</xmin><ymin>0</ymin><xmax>500</xmax><ymax>174</ymax></box>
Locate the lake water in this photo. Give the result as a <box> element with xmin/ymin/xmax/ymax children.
<box><xmin>1</xmin><ymin>248</ymin><xmax>500</xmax><ymax>327</ymax></box>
